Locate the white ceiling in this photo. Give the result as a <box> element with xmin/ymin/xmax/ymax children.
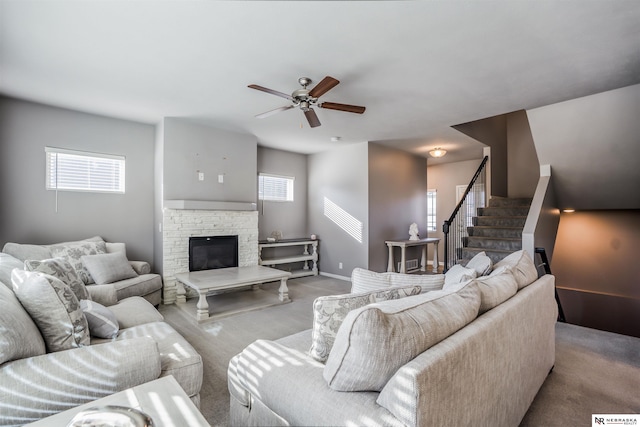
<box><xmin>1</xmin><ymin>1</ymin><xmax>640</xmax><ymax>165</ymax></box>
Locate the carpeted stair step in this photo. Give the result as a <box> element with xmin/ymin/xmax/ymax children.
<box><xmin>467</xmin><ymin>226</ymin><xmax>522</xmax><ymax>238</ymax></box>
<box><xmin>461</xmin><ymin>247</ymin><xmax>513</xmax><ymax>264</ymax></box>
<box><xmin>474</xmin><ymin>216</ymin><xmax>527</xmax><ymax>227</ymax></box>
<box><xmin>488</xmin><ymin>197</ymin><xmax>533</xmax><ymax>208</ymax></box>
<box><xmin>477</xmin><ymin>206</ymin><xmax>530</xmax><ymax>217</ymax></box>
<box><xmin>466</xmin><ymin>236</ymin><xmax>522</xmax><ymax>252</ymax></box>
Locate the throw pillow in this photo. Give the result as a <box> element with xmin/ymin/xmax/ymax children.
<box><xmin>49</xmin><ymin>240</ymin><xmax>107</xmax><ymax>284</ymax></box>
<box><xmin>350</xmin><ymin>268</ymin><xmax>391</xmax><ymax>293</ymax></box>
<box><xmin>493</xmin><ymin>250</ymin><xmax>539</xmax><ymax>289</ymax></box>
<box><xmin>323</xmin><ymin>280</ymin><xmax>481</xmax><ymax>392</ymax></box>
<box><xmin>11</xmin><ymin>269</ymin><xmax>90</xmax><ymax>352</ymax></box>
<box><xmin>80</xmin><ymin>299</ymin><xmax>119</xmax><ymax>339</ymax></box>
<box><xmin>0</xmin><ymin>281</ymin><xmax>46</xmax><ymax>364</ymax></box>
<box><xmin>24</xmin><ymin>257</ymin><xmax>91</xmax><ymax>301</ymax></box>
<box><xmin>81</xmin><ymin>252</ymin><xmax>138</xmax><ymax>285</ymax></box>
<box><xmin>444</xmin><ymin>264</ymin><xmax>477</xmax><ymax>286</ymax></box>
<box><xmin>475</xmin><ymin>268</ymin><xmax>518</xmax><ymax>313</ymax></box>
<box><xmin>465</xmin><ymin>251</ymin><xmax>493</xmax><ymax>276</ymax></box>
<box><xmin>309</xmin><ymin>285</ymin><xmax>422</xmax><ymax>363</ymax></box>
<box><xmin>387</xmin><ymin>272</ymin><xmax>445</xmax><ymax>293</ymax></box>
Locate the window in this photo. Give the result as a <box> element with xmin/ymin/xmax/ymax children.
<box><xmin>46</xmin><ymin>147</ymin><xmax>125</xmax><ymax>193</ymax></box>
<box><xmin>258</xmin><ymin>173</ymin><xmax>294</xmax><ymax>202</ymax></box>
<box><xmin>427</xmin><ymin>189</ymin><xmax>437</xmax><ymax>232</ymax></box>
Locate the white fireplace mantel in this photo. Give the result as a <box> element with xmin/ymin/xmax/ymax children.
<box><xmin>164</xmin><ymin>200</ymin><xmax>257</xmax><ymax>211</ymax></box>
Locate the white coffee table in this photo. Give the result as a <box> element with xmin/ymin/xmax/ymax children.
<box><xmin>28</xmin><ymin>375</ymin><xmax>209</xmax><ymax>426</ymax></box>
<box><xmin>175</xmin><ymin>265</ymin><xmax>292</xmax><ymax>321</ymax></box>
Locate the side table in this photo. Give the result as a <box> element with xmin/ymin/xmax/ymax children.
<box><xmin>27</xmin><ymin>375</ymin><xmax>209</xmax><ymax>426</ymax></box>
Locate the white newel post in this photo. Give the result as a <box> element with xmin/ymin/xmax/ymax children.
<box><xmin>161</xmin><ymin>209</ymin><xmax>259</xmax><ymax>304</ymax></box>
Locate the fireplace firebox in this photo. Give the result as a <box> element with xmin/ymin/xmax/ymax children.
<box><xmin>189</xmin><ymin>235</ymin><xmax>238</xmax><ymax>272</ymax></box>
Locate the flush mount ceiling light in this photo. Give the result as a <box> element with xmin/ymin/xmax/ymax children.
<box><xmin>429</xmin><ymin>147</ymin><xmax>447</xmax><ymax>158</ymax></box>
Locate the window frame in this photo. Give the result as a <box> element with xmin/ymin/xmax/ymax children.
<box><xmin>258</xmin><ymin>173</ymin><xmax>295</xmax><ymax>202</ymax></box>
<box><xmin>427</xmin><ymin>189</ymin><xmax>437</xmax><ymax>232</ymax></box>
<box><xmin>45</xmin><ymin>147</ymin><xmax>126</xmax><ymax>194</ymax></box>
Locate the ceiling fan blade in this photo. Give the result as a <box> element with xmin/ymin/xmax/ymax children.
<box><xmin>304</xmin><ymin>108</ymin><xmax>321</xmax><ymax>128</ymax></box>
<box><xmin>248</xmin><ymin>84</ymin><xmax>293</xmax><ymax>101</ymax></box>
<box><xmin>308</xmin><ymin>76</ymin><xmax>340</xmax><ymax>98</ymax></box>
<box><xmin>255</xmin><ymin>105</ymin><xmax>294</xmax><ymax>119</ymax></box>
<box><xmin>319</xmin><ymin>102</ymin><xmax>366</xmax><ymax>114</ymax></box>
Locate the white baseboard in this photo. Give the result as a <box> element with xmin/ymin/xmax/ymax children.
<box><xmin>320</xmin><ymin>272</ymin><xmax>351</xmax><ymax>282</ymax></box>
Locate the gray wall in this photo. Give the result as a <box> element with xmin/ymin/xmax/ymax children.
<box><xmin>308</xmin><ymin>143</ymin><xmax>369</xmax><ymax>277</ymax></box>
<box><xmin>426</xmin><ymin>159</ymin><xmax>483</xmax><ymax>263</ymax></box>
<box><xmin>527</xmin><ymin>83</ymin><xmax>640</xmax><ymax>210</ymax></box>
<box><xmin>552</xmin><ymin>210</ymin><xmax>640</xmax><ymax>337</ymax></box>
<box><xmin>368</xmin><ymin>143</ymin><xmax>427</xmax><ymax>272</ymax></box>
<box><xmin>506</xmin><ymin>111</ymin><xmax>539</xmax><ymax>198</ymax></box>
<box><xmin>0</xmin><ymin>96</ymin><xmax>156</xmax><ymax>264</ymax></box>
<box><xmin>162</xmin><ymin>118</ymin><xmax>257</xmax><ymax>203</ymax></box>
<box><xmin>257</xmin><ymin>146</ymin><xmax>308</xmax><ymax>240</ymax></box>
<box><xmin>454</xmin><ymin>115</ymin><xmax>507</xmax><ymax>197</ymax></box>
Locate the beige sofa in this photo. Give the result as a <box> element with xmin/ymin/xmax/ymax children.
<box><xmin>228</xmin><ymin>250</ymin><xmax>557</xmax><ymax>426</ymax></box>
<box><xmin>0</xmin><ymin>246</ymin><xmax>202</xmax><ymax>426</ymax></box>
<box><xmin>2</xmin><ymin>236</ymin><xmax>162</xmax><ymax>305</ymax></box>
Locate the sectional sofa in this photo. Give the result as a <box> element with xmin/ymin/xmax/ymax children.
<box><xmin>0</xmin><ymin>238</ymin><xmax>202</xmax><ymax>426</ymax></box>
<box><xmin>228</xmin><ymin>250</ymin><xmax>557</xmax><ymax>426</ymax></box>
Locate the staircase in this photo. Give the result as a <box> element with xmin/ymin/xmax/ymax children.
<box><xmin>461</xmin><ymin>196</ymin><xmax>532</xmax><ymax>264</ymax></box>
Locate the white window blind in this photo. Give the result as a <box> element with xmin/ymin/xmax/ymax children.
<box><xmin>258</xmin><ymin>173</ymin><xmax>294</xmax><ymax>202</ymax></box>
<box><xmin>45</xmin><ymin>147</ymin><xmax>125</xmax><ymax>193</ymax></box>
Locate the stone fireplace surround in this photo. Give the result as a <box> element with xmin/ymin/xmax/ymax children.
<box><xmin>162</xmin><ymin>206</ymin><xmax>258</xmax><ymax>304</ymax></box>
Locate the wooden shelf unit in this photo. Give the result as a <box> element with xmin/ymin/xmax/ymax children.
<box><xmin>258</xmin><ymin>238</ymin><xmax>319</xmax><ymax>278</ymax></box>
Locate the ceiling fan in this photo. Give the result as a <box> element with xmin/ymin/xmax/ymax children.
<box><xmin>248</xmin><ymin>76</ymin><xmax>366</xmax><ymax>128</ymax></box>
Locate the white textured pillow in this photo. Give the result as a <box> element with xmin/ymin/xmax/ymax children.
<box><xmin>387</xmin><ymin>272</ymin><xmax>445</xmax><ymax>293</ymax></box>
<box><xmin>475</xmin><ymin>268</ymin><xmax>518</xmax><ymax>313</ymax></box>
<box><xmin>350</xmin><ymin>268</ymin><xmax>391</xmax><ymax>293</ymax></box>
<box><xmin>11</xmin><ymin>269</ymin><xmax>90</xmax><ymax>352</ymax></box>
<box><xmin>465</xmin><ymin>251</ymin><xmax>493</xmax><ymax>276</ymax></box>
<box><xmin>81</xmin><ymin>252</ymin><xmax>138</xmax><ymax>285</ymax></box>
<box><xmin>49</xmin><ymin>240</ymin><xmax>107</xmax><ymax>284</ymax></box>
<box><xmin>324</xmin><ymin>280</ymin><xmax>481</xmax><ymax>391</ymax></box>
<box><xmin>444</xmin><ymin>264</ymin><xmax>477</xmax><ymax>286</ymax></box>
<box><xmin>494</xmin><ymin>250</ymin><xmax>539</xmax><ymax>289</ymax></box>
<box><xmin>309</xmin><ymin>285</ymin><xmax>422</xmax><ymax>363</ymax></box>
<box><xmin>24</xmin><ymin>257</ymin><xmax>91</xmax><ymax>301</ymax></box>
<box><xmin>80</xmin><ymin>299</ymin><xmax>119</xmax><ymax>339</ymax></box>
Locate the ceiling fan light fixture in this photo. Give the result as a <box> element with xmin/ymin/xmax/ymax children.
<box><xmin>429</xmin><ymin>147</ymin><xmax>447</xmax><ymax>158</ymax></box>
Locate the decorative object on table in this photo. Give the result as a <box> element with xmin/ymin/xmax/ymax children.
<box><xmin>310</xmin><ymin>234</ymin><xmax>317</xmax><ymax>240</ymax></box>
<box><xmin>270</xmin><ymin>230</ymin><xmax>283</xmax><ymax>241</ymax></box>
<box><xmin>408</xmin><ymin>223</ymin><xmax>420</xmax><ymax>240</ymax></box>
<box><xmin>67</xmin><ymin>405</ymin><xmax>154</xmax><ymax>427</ymax></box>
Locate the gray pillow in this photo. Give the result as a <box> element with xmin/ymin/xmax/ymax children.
<box><xmin>465</xmin><ymin>251</ymin><xmax>493</xmax><ymax>276</ymax></box>
<box><xmin>80</xmin><ymin>299</ymin><xmax>119</xmax><ymax>339</ymax></box>
<box><xmin>444</xmin><ymin>264</ymin><xmax>477</xmax><ymax>286</ymax></box>
<box><xmin>475</xmin><ymin>268</ymin><xmax>518</xmax><ymax>313</ymax></box>
<box><xmin>324</xmin><ymin>280</ymin><xmax>481</xmax><ymax>392</ymax></box>
<box><xmin>24</xmin><ymin>257</ymin><xmax>90</xmax><ymax>301</ymax></box>
<box><xmin>49</xmin><ymin>240</ymin><xmax>107</xmax><ymax>284</ymax></box>
<box><xmin>494</xmin><ymin>250</ymin><xmax>539</xmax><ymax>289</ymax></box>
<box><xmin>81</xmin><ymin>252</ymin><xmax>138</xmax><ymax>285</ymax></box>
<box><xmin>0</xmin><ymin>281</ymin><xmax>46</xmax><ymax>364</ymax></box>
<box><xmin>309</xmin><ymin>285</ymin><xmax>422</xmax><ymax>363</ymax></box>
<box><xmin>11</xmin><ymin>269</ymin><xmax>90</xmax><ymax>352</ymax></box>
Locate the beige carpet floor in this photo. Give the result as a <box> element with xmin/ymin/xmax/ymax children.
<box><xmin>159</xmin><ymin>275</ymin><xmax>640</xmax><ymax>427</ymax></box>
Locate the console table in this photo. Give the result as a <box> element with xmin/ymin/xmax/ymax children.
<box><xmin>385</xmin><ymin>237</ymin><xmax>440</xmax><ymax>273</ymax></box>
<box><xmin>258</xmin><ymin>238</ymin><xmax>318</xmax><ymax>278</ymax></box>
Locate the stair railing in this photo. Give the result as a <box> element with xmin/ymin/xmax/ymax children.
<box><xmin>442</xmin><ymin>156</ymin><xmax>489</xmax><ymax>272</ymax></box>
<box><xmin>534</xmin><ymin>247</ymin><xmax>566</xmax><ymax>322</ymax></box>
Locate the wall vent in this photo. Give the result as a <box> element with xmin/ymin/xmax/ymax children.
<box><xmin>397</xmin><ymin>259</ymin><xmax>419</xmax><ymax>272</ymax></box>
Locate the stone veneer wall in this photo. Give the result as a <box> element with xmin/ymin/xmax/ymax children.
<box><xmin>162</xmin><ymin>209</ymin><xmax>259</xmax><ymax>304</ymax></box>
